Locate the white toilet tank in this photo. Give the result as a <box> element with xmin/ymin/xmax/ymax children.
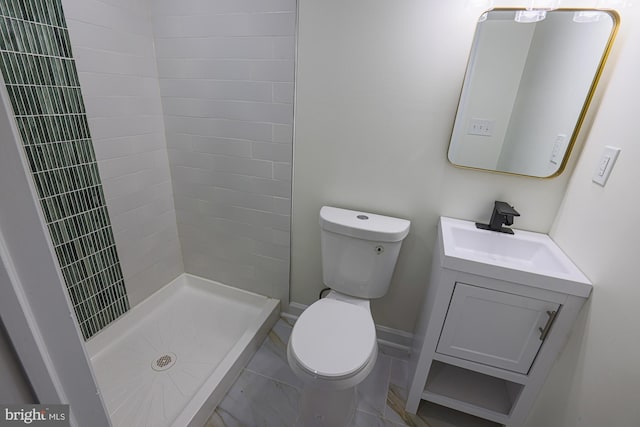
<box><xmin>319</xmin><ymin>206</ymin><xmax>410</xmax><ymax>299</ymax></box>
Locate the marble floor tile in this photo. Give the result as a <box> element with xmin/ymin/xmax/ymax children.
<box><xmin>245</xmin><ymin>318</ymin><xmax>303</xmax><ymax>389</ymax></box>
<box><xmin>389</xmin><ymin>357</ymin><xmax>410</xmax><ymax>391</ymax></box>
<box><xmin>350</xmin><ymin>410</ymin><xmax>407</xmax><ymax>427</ymax></box>
<box><xmin>357</xmin><ymin>353</ymin><xmax>392</xmax><ymax>418</ymax></box>
<box><xmin>291</xmin><ymin>409</ymin><xmax>407</xmax><ymax>427</ymax></box>
<box><xmin>385</xmin><ymin>384</ymin><xmax>432</xmax><ymax>427</ymax></box>
<box><xmin>206</xmin><ymin>370</ymin><xmax>300</xmax><ymax>427</ymax></box>
<box><xmin>385</xmin><ymin>358</ymin><xmax>418</xmax><ymax>426</ymax></box>
<box><xmin>206</xmin><ymin>317</ymin><xmax>498</xmax><ymax>427</ymax></box>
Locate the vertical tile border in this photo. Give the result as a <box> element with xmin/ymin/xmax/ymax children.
<box><xmin>0</xmin><ymin>0</ymin><xmax>129</xmax><ymax>340</ymax></box>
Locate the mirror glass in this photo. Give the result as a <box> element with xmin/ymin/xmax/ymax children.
<box><xmin>448</xmin><ymin>9</ymin><xmax>618</xmax><ymax>177</ymax></box>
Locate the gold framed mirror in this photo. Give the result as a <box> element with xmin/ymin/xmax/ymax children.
<box><xmin>448</xmin><ymin>8</ymin><xmax>619</xmax><ymax>178</ymax></box>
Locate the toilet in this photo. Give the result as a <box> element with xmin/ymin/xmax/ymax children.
<box><xmin>287</xmin><ymin>206</ymin><xmax>410</xmax><ymax>426</ymax></box>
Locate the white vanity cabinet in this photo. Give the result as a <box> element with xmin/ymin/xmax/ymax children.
<box><xmin>405</xmin><ymin>218</ymin><xmax>592</xmax><ymax>426</ymax></box>
<box><xmin>437</xmin><ymin>283</ymin><xmax>560</xmax><ymax>375</ymax></box>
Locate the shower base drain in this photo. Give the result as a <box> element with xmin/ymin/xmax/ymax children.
<box><xmin>151</xmin><ymin>352</ymin><xmax>177</xmax><ymax>371</ymax></box>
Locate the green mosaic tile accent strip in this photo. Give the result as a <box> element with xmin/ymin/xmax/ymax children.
<box><xmin>0</xmin><ymin>0</ymin><xmax>129</xmax><ymax>340</ymax></box>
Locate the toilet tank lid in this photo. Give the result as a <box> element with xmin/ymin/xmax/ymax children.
<box><xmin>319</xmin><ymin>206</ymin><xmax>410</xmax><ymax>242</ymax></box>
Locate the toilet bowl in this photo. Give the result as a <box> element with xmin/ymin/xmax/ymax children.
<box><xmin>287</xmin><ymin>291</ymin><xmax>377</xmax><ymax>390</ymax></box>
<box><xmin>287</xmin><ymin>206</ymin><xmax>410</xmax><ymax>427</ymax></box>
<box><xmin>287</xmin><ymin>292</ymin><xmax>377</xmax><ymax>426</ymax></box>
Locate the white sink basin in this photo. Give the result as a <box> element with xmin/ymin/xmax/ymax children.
<box><xmin>439</xmin><ymin>217</ymin><xmax>592</xmax><ymax>297</ymax></box>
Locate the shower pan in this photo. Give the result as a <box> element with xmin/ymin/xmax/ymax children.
<box><xmin>87</xmin><ymin>274</ymin><xmax>278</xmax><ymax>427</ymax></box>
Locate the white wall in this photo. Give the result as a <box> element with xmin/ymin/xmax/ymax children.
<box><xmin>149</xmin><ymin>0</ymin><xmax>296</xmax><ymax>304</ymax></box>
<box><xmin>62</xmin><ymin>0</ymin><xmax>184</xmax><ymax>307</ymax></box>
<box><xmin>292</xmin><ymin>0</ymin><xmax>577</xmax><ymax>331</ymax></box>
<box><xmin>524</xmin><ymin>6</ymin><xmax>640</xmax><ymax>426</ymax></box>
<box><xmin>0</xmin><ymin>320</ymin><xmax>34</xmax><ymax>403</ymax></box>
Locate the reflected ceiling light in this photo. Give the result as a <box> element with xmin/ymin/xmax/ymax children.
<box><xmin>478</xmin><ymin>12</ymin><xmax>489</xmax><ymax>22</ymax></box>
<box><xmin>573</xmin><ymin>11</ymin><xmax>603</xmax><ymax>22</ymax></box>
<box><xmin>515</xmin><ymin>10</ymin><xmax>547</xmax><ymax>22</ymax></box>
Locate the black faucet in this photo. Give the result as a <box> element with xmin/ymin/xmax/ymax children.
<box><xmin>476</xmin><ymin>201</ymin><xmax>520</xmax><ymax>234</ymax></box>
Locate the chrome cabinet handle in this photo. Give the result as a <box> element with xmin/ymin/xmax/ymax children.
<box><xmin>538</xmin><ymin>310</ymin><xmax>558</xmax><ymax>341</ymax></box>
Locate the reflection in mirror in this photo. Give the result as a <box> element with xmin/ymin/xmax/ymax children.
<box><xmin>448</xmin><ymin>9</ymin><xmax>618</xmax><ymax>177</ymax></box>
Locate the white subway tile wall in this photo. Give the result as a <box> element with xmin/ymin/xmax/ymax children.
<box><xmin>151</xmin><ymin>0</ymin><xmax>295</xmax><ymax>303</ymax></box>
<box><xmin>62</xmin><ymin>0</ymin><xmax>184</xmax><ymax>307</ymax></box>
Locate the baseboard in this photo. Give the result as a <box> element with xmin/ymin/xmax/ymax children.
<box><xmin>285</xmin><ymin>302</ymin><xmax>307</xmax><ymax>318</ymax></box>
<box><xmin>375</xmin><ymin>324</ymin><xmax>413</xmax><ymax>357</ymax></box>
<box><xmin>284</xmin><ymin>302</ymin><xmax>413</xmax><ymax>358</ymax></box>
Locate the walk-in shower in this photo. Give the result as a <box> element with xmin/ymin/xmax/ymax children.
<box><xmin>0</xmin><ymin>0</ymin><xmax>294</xmax><ymax>425</ymax></box>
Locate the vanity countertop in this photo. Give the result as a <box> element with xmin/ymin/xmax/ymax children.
<box><xmin>439</xmin><ymin>217</ymin><xmax>592</xmax><ymax>298</ymax></box>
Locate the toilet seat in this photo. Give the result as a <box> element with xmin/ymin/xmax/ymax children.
<box><xmin>289</xmin><ymin>298</ymin><xmax>376</xmax><ymax>381</ymax></box>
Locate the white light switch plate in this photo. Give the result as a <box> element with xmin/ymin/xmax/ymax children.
<box><xmin>592</xmin><ymin>146</ymin><xmax>621</xmax><ymax>186</ymax></box>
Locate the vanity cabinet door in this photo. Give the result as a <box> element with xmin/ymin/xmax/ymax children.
<box><xmin>436</xmin><ymin>283</ymin><xmax>560</xmax><ymax>374</ymax></box>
